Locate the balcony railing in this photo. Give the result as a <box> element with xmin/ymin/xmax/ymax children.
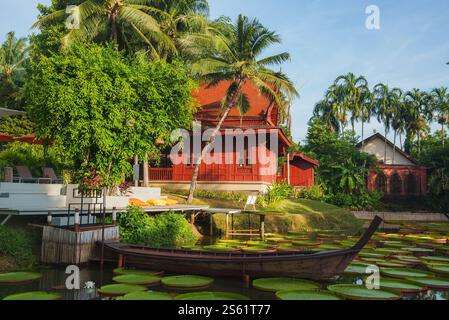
<box><xmin>148</xmin><ymin>168</ymin><xmax>173</xmax><ymax>181</ymax></box>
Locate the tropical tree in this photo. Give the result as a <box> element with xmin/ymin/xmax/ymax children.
<box><xmin>0</xmin><ymin>32</ymin><xmax>29</xmax><ymax>109</ymax></box>
<box><xmin>334</xmin><ymin>73</ymin><xmax>369</xmax><ymax>135</ymax></box>
<box><xmin>32</xmin><ymin>0</ymin><xmax>175</xmax><ymax>54</ymax></box>
<box><xmin>182</xmin><ymin>14</ymin><xmax>298</xmax><ymax>203</ymax></box>
<box><xmin>389</xmin><ymin>88</ymin><xmax>404</xmax><ymax>164</ymax></box>
<box><xmin>404</xmin><ymin>89</ymin><xmax>432</xmax><ymax>155</ymax></box>
<box><xmin>373</xmin><ymin>83</ymin><xmax>397</xmax><ymax>163</ymax></box>
<box><xmin>430</xmin><ymin>87</ymin><xmax>449</xmax><ymax>146</ymax></box>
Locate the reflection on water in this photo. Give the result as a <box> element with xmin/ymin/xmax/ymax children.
<box><xmin>0</xmin><ymin>266</ymin><xmax>447</xmax><ymax>300</ymax></box>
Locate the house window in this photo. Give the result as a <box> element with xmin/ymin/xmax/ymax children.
<box><xmin>390</xmin><ymin>173</ymin><xmax>403</xmax><ymax>195</ymax></box>
<box><xmin>375</xmin><ymin>173</ymin><xmax>387</xmax><ymax>193</ymax></box>
<box><xmin>405</xmin><ymin>174</ymin><xmax>417</xmax><ymax>195</ymax></box>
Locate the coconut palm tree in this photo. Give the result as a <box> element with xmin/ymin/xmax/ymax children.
<box><xmin>389</xmin><ymin>88</ymin><xmax>404</xmax><ymax>164</ymax></box>
<box><xmin>430</xmin><ymin>87</ymin><xmax>449</xmax><ymax>146</ymax></box>
<box><xmin>182</xmin><ymin>14</ymin><xmax>298</xmax><ymax>203</ymax></box>
<box><xmin>313</xmin><ymin>99</ymin><xmax>341</xmax><ymax>135</ymax></box>
<box><xmin>334</xmin><ymin>73</ymin><xmax>369</xmax><ymax>135</ymax></box>
<box><xmin>0</xmin><ymin>32</ymin><xmax>28</xmax><ymax>81</ymax></box>
<box><xmin>373</xmin><ymin>83</ymin><xmax>396</xmax><ymax>163</ymax></box>
<box><xmin>360</xmin><ymin>88</ymin><xmax>374</xmax><ymax>147</ymax></box>
<box><xmin>32</xmin><ymin>0</ymin><xmax>175</xmax><ymax>54</ymax></box>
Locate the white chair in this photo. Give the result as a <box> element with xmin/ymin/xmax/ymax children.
<box><xmin>243</xmin><ymin>195</ymin><xmax>258</xmax><ymax>211</ymax></box>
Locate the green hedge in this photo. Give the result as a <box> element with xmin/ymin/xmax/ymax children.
<box><xmin>0</xmin><ymin>226</ymin><xmax>37</xmax><ymax>268</ymax></box>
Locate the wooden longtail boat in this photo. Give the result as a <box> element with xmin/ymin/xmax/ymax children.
<box><xmin>103</xmin><ymin>216</ymin><xmax>382</xmax><ymax>280</ymax></box>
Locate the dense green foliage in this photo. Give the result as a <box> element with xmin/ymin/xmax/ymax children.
<box><xmin>415</xmin><ymin>135</ymin><xmax>449</xmax><ymax>210</ymax></box>
<box><xmin>0</xmin><ymin>226</ymin><xmax>37</xmax><ymax>268</ymax></box>
<box><xmin>25</xmin><ymin>44</ymin><xmax>196</xmax><ymax>189</ymax></box>
<box><xmin>118</xmin><ymin>206</ymin><xmax>198</xmax><ymax>247</ymax></box>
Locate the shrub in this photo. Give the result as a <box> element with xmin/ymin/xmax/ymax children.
<box><xmin>295</xmin><ymin>185</ymin><xmax>325</xmax><ymax>201</ymax></box>
<box><xmin>325</xmin><ymin>192</ymin><xmax>383</xmax><ymax>210</ymax></box>
<box><xmin>118</xmin><ymin>206</ymin><xmax>198</xmax><ymax>248</ymax></box>
<box><xmin>264</xmin><ymin>182</ymin><xmax>293</xmax><ymax>205</ymax></box>
<box><xmin>0</xmin><ymin>226</ymin><xmax>37</xmax><ymax>268</ymax></box>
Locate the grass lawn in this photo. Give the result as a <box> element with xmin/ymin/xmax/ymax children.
<box><xmin>165</xmin><ymin>193</ymin><xmax>363</xmax><ymax>235</ymax></box>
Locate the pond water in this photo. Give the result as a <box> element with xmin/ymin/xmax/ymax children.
<box><xmin>1</xmin><ymin>222</ymin><xmax>449</xmax><ymax>300</ymax></box>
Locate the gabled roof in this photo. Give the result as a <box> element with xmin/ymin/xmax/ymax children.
<box><xmin>192</xmin><ymin>81</ymin><xmax>276</xmax><ymax>124</ymax></box>
<box><xmin>357</xmin><ymin>133</ymin><xmax>418</xmax><ymax>165</ymax></box>
<box><xmin>290</xmin><ymin>152</ymin><xmax>320</xmax><ymax>167</ymax></box>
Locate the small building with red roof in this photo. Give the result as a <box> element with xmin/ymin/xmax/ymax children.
<box><xmin>148</xmin><ymin>82</ymin><xmax>318</xmax><ymax>193</ymax></box>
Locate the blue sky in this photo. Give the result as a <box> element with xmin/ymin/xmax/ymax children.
<box><xmin>1</xmin><ymin>0</ymin><xmax>448</xmax><ymax>143</ymax></box>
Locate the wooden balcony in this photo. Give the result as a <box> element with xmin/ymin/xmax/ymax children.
<box><xmin>148</xmin><ymin>168</ymin><xmax>173</xmax><ymax>181</ymax></box>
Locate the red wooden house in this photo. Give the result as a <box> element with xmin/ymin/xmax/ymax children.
<box><xmin>148</xmin><ymin>81</ymin><xmax>318</xmax><ymax>193</ymax></box>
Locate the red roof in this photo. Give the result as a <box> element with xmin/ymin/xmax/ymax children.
<box><xmin>290</xmin><ymin>152</ymin><xmax>320</xmax><ymax>167</ymax></box>
<box><xmin>193</xmin><ymin>81</ymin><xmax>275</xmax><ymax>122</ymax></box>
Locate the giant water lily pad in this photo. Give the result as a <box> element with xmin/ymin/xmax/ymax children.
<box><xmin>161</xmin><ymin>275</ymin><xmax>214</xmax><ymax>290</ymax></box>
<box><xmin>0</xmin><ymin>272</ymin><xmax>42</xmax><ymax>284</ymax></box>
<box><xmin>3</xmin><ymin>291</ymin><xmax>61</xmax><ymax>300</ymax></box>
<box><xmin>175</xmin><ymin>292</ymin><xmax>250</xmax><ymax>300</ymax></box>
<box><xmin>380</xmin><ymin>268</ymin><xmax>431</xmax><ymax>279</ymax></box>
<box><xmin>203</xmin><ymin>245</ymin><xmax>240</xmax><ymax>252</ymax></box>
<box><xmin>407</xmin><ymin>277</ymin><xmax>449</xmax><ymax>289</ymax></box>
<box><xmin>402</xmin><ymin>247</ymin><xmax>434</xmax><ymax>254</ymax></box>
<box><xmin>426</xmin><ymin>264</ymin><xmax>449</xmax><ymax>275</ymax></box>
<box><xmin>112</xmin><ymin>274</ymin><xmax>161</xmax><ymax>286</ymax></box>
<box><xmin>377</xmin><ymin>261</ymin><xmax>407</xmax><ymax>268</ymax></box>
<box><xmin>98</xmin><ymin>284</ymin><xmax>147</xmax><ymax>297</ymax></box>
<box><xmin>344</xmin><ymin>263</ymin><xmax>372</xmax><ymax>275</ymax></box>
<box><xmin>421</xmin><ymin>256</ymin><xmax>449</xmax><ymax>263</ymax></box>
<box><xmin>252</xmin><ymin>278</ymin><xmax>319</xmax><ymax>292</ymax></box>
<box><xmin>292</xmin><ymin>240</ymin><xmax>321</xmax><ymax>247</ymax></box>
<box><xmin>113</xmin><ymin>268</ymin><xmax>164</xmax><ymax>276</ymax></box>
<box><xmin>116</xmin><ymin>291</ymin><xmax>173</xmax><ymax>300</ymax></box>
<box><xmin>327</xmin><ymin>284</ymin><xmax>400</xmax><ymax>300</ymax></box>
<box><xmin>379</xmin><ymin>279</ymin><xmax>426</xmax><ymax>293</ymax></box>
<box><xmin>241</xmin><ymin>246</ymin><xmax>276</xmax><ymax>253</ymax></box>
<box><xmin>275</xmin><ymin>290</ymin><xmax>341</xmax><ymax>300</ymax></box>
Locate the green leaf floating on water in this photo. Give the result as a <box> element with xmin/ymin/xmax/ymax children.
<box><xmin>3</xmin><ymin>291</ymin><xmax>61</xmax><ymax>300</ymax></box>
<box><xmin>202</xmin><ymin>245</ymin><xmax>240</xmax><ymax>252</ymax></box>
<box><xmin>161</xmin><ymin>275</ymin><xmax>214</xmax><ymax>289</ymax></box>
<box><xmin>377</xmin><ymin>261</ymin><xmax>407</xmax><ymax>268</ymax></box>
<box><xmin>327</xmin><ymin>284</ymin><xmax>400</xmax><ymax>300</ymax></box>
<box><xmin>113</xmin><ymin>268</ymin><xmax>164</xmax><ymax>276</ymax></box>
<box><xmin>380</xmin><ymin>268</ymin><xmax>431</xmax><ymax>279</ymax></box>
<box><xmin>421</xmin><ymin>256</ymin><xmax>449</xmax><ymax>263</ymax></box>
<box><xmin>252</xmin><ymin>278</ymin><xmax>320</xmax><ymax>292</ymax></box>
<box><xmin>406</xmin><ymin>277</ymin><xmax>449</xmax><ymax>289</ymax></box>
<box><xmin>98</xmin><ymin>284</ymin><xmax>147</xmax><ymax>296</ymax></box>
<box><xmin>275</xmin><ymin>290</ymin><xmax>342</xmax><ymax>300</ymax></box>
<box><xmin>241</xmin><ymin>246</ymin><xmax>276</xmax><ymax>253</ymax></box>
<box><xmin>344</xmin><ymin>263</ymin><xmax>372</xmax><ymax>275</ymax></box>
<box><xmin>379</xmin><ymin>279</ymin><xmax>425</xmax><ymax>293</ymax></box>
<box><xmin>426</xmin><ymin>264</ymin><xmax>449</xmax><ymax>275</ymax></box>
<box><xmin>0</xmin><ymin>272</ymin><xmax>42</xmax><ymax>284</ymax></box>
<box><xmin>175</xmin><ymin>292</ymin><xmax>250</xmax><ymax>300</ymax></box>
<box><xmin>112</xmin><ymin>274</ymin><xmax>161</xmax><ymax>286</ymax></box>
<box><xmin>116</xmin><ymin>291</ymin><xmax>173</xmax><ymax>300</ymax></box>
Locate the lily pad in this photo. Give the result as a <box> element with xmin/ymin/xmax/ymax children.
<box><xmin>116</xmin><ymin>291</ymin><xmax>173</xmax><ymax>300</ymax></box>
<box><xmin>275</xmin><ymin>290</ymin><xmax>341</xmax><ymax>300</ymax></box>
<box><xmin>112</xmin><ymin>274</ymin><xmax>161</xmax><ymax>286</ymax></box>
<box><xmin>0</xmin><ymin>272</ymin><xmax>42</xmax><ymax>284</ymax></box>
<box><xmin>98</xmin><ymin>284</ymin><xmax>147</xmax><ymax>297</ymax></box>
<box><xmin>377</xmin><ymin>261</ymin><xmax>407</xmax><ymax>268</ymax></box>
<box><xmin>3</xmin><ymin>291</ymin><xmax>61</xmax><ymax>300</ymax></box>
<box><xmin>402</xmin><ymin>247</ymin><xmax>434</xmax><ymax>254</ymax></box>
<box><xmin>379</xmin><ymin>279</ymin><xmax>425</xmax><ymax>293</ymax></box>
<box><xmin>327</xmin><ymin>284</ymin><xmax>400</xmax><ymax>300</ymax></box>
<box><xmin>407</xmin><ymin>277</ymin><xmax>449</xmax><ymax>289</ymax></box>
<box><xmin>421</xmin><ymin>256</ymin><xmax>449</xmax><ymax>263</ymax></box>
<box><xmin>241</xmin><ymin>246</ymin><xmax>276</xmax><ymax>253</ymax></box>
<box><xmin>292</xmin><ymin>240</ymin><xmax>321</xmax><ymax>247</ymax></box>
<box><xmin>113</xmin><ymin>268</ymin><xmax>164</xmax><ymax>276</ymax></box>
<box><xmin>203</xmin><ymin>245</ymin><xmax>240</xmax><ymax>252</ymax></box>
<box><xmin>252</xmin><ymin>278</ymin><xmax>319</xmax><ymax>292</ymax></box>
<box><xmin>161</xmin><ymin>275</ymin><xmax>214</xmax><ymax>290</ymax></box>
<box><xmin>175</xmin><ymin>292</ymin><xmax>250</xmax><ymax>300</ymax></box>
<box><xmin>426</xmin><ymin>264</ymin><xmax>449</xmax><ymax>275</ymax></box>
<box><xmin>380</xmin><ymin>268</ymin><xmax>431</xmax><ymax>279</ymax></box>
<box><xmin>344</xmin><ymin>263</ymin><xmax>372</xmax><ymax>275</ymax></box>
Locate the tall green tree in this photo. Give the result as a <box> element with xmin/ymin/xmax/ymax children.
<box><xmin>430</xmin><ymin>87</ymin><xmax>449</xmax><ymax>146</ymax></box>
<box><xmin>0</xmin><ymin>32</ymin><xmax>29</xmax><ymax>109</ymax></box>
<box><xmin>182</xmin><ymin>14</ymin><xmax>298</xmax><ymax>203</ymax></box>
<box><xmin>25</xmin><ymin>44</ymin><xmax>197</xmax><ymax>189</ymax></box>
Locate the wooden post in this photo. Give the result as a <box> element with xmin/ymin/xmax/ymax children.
<box><xmin>287</xmin><ymin>152</ymin><xmax>291</xmax><ymax>186</ymax></box>
<box><xmin>47</xmin><ymin>211</ymin><xmax>53</xmax><ymax>226</ymax></box>
<box><xmin>112</xmin><ymin>207</ymin><xmax>117</xmax><ymax>226</ymax></box>
<box><xmin>260</xmin><ymin>215</ymin><xmax>265</xmax><ymax>240</ymax></box>
<box><xmin>117</xmin><ymin>254</ymin><xmax>124</xmax><ymax>268</ymax></box>
<box><xmin>74</xmin><ymin>209</ymin><xmax>80</xmax><ymax>233</ymax></box>
<box><xmin>243</xmin><ymin>274</ymin><xmax>251</xmax><ymax>288</ymax></box>
<box><xmin>209</xmin><ymin>214</ymin><xmax>213</xmax><ymax>237</ymax></box>
<box><xmin>225</xmin><ymin>213</ymin><xmax>229</xmax><ymax>240</ymax></box>
<box><xmin>143</xmin><ymin>152</ymin><xmax>149</xmax><ymax>187</ymax></box>
<box><xmin>133</xmin><ymin>155</ymin><xmax>139</xmax><ymax>187</ymax></box>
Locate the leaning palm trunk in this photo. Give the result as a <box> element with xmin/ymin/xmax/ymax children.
<box><xmin>361</xmin><ymin>119</ymin><xmax>365</xmax><ymax>148</ymax></box>
<box><xmin>384</xmin><ymin>128</ymin><xmax>388</xmax><ymax>164</ymax></box>
<box><xmin>393</xmin><ymin>131</ymin><xmax>397</xmax><ymax>165</ymax></box>
<box><xmin>187</xmin><ymin>82</ymin><xmax>243</xmax><ymax>204</ymax></box>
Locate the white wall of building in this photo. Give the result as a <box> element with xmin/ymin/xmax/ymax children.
<box><xmin>360</xmin><ymin>137</ymin><xmax>414</xmax><ymax>166</ymax></box>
